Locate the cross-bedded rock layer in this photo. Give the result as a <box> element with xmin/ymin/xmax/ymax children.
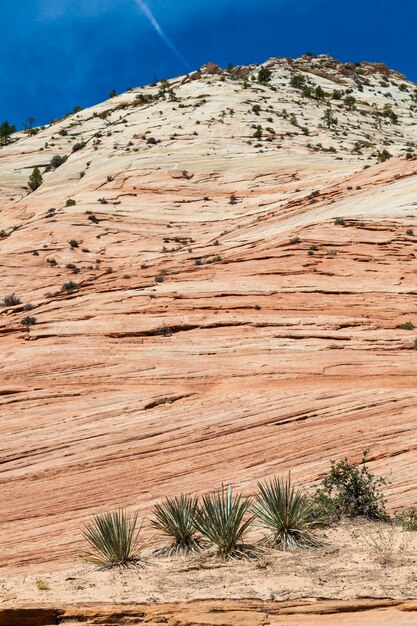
<box><xmin>1</xmin><ymin>54</ymin><xmax>417</xmax><ymax>571</ymax></box>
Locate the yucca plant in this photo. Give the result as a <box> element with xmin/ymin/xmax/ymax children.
<box><xmin>193</xmin><ymin>486</ymin><xmax>254</xmax><ymax>558</ymax></box>
<box><xmin>252</xmin><ymin>475</ymin><xmax>319</xmax><ymax>550</ymax></box>
<box><xmin>81</xmin><ymin>509</ymin><xmax>144</xmax><ymax>568</ymax></box>
<box><xmin>151</xmin><ymin>494</ymin><xmax>200</xmax><ymax>555</ymax></box>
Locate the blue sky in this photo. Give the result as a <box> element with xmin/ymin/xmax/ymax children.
<box><xmin>2</xmin><ymin>0</ymin><xmax>416</xmax><ymax>128</ymax></box>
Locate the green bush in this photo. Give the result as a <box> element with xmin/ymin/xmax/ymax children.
<box><xmin>151</xmin><ymin>494</ymin><xmax>200</xmax><ymax>555</ymax></box>
<box><xmin>21</xmin><ymin>316</ymin><xmax>37</xmax><ymax>327</ymax></box>
<box><xmin>253</xmin><ymin>125</ymin><xmax>263</xmax><ymax>140</ymax></box>
<box><xmin>252</xmin><ymin>476</ymin><xmax>320</xmax><ymax>549</ymax></box>
<box><xmin>312</xmin><ymin>451</ymin><xmax>388</xmax><ymax>522</ymax></box>
<box><xmin>2</xmin><ymin>293</ymin><xmax>21</xmax><ymax>307</ymax></box>
<box><xmin>72</xmin><ymin>141</ymin><xmax>86</xmax><ymax>152</ymax></box>
<box><xmin>82</xmin><ymin>509</ymin><xmax>144</xmax><ymax>568</ymax></box>
<box><xmin>315</xmin><ymin>85</ymin><xmax>326</xmax><ymax>100</ymax></box>
<box><xmin>62</xmin><ymin>281</ymin><xmax>79</xmax><ymax>293</ymax></box>
<box><xmin>28</xmin><ymin>167</ymin><xmax>43</xmax><ymax>191</ymax></box>
<box><xmin>193</xmin><ymin>486</ymin><xmax>254</xmax><ymax>558</ymax></box>
<box><xmin>0</xmin><ymin>120</ymin><xmax>16</xmax><ymax>145</ymax></box>
<box><xmin>257</xmin><ymin>67</ymin><xmax>272</xmax><ymax>85</ymax></box>
<box><xmin>382</xmin><ymin>104</ymin><xmax>398</xmax><ymax>124</ymax></box>
<box><xmin>290</xmin><ymin>74</ymin><xmax>306</xmax><ymax>89</ymax></box>
<box><xmin>376</xmin><ymin>149</ymin><xmax>392</xmax><ymax>163</ymax></box>
<box><xmin>398</xmin><ymin>321</ymin><xmax>415</xmax><ymax>330</ymax></box>
<box><xmin>344</xmin><ymin>95</ymin><xmax>356</xmax><ymax>110</ymax></box>
<box><xmin>50</xmin><ymin>154</ymin><xmax>68</xmax><ymax>169</ymax></box>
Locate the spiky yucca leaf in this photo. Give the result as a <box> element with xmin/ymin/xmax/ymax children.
<box><xmin>151</xmin><ymin>494</ymin><xmax>200</xmax><ymax>555</ymax></box>
<box><xmin>252</xmin><ymin>476</ymin><xmax>319</xmax><ymax>549</ymax></box>
<box><xmin>193</xmin><ymin>486</ymin><xmax>254</xmax><ymax>557</ymax></box>
<box><xmin>82</xmin><ymin>509</ymin><xmax>144</xmax><ymax>568</ymax></box>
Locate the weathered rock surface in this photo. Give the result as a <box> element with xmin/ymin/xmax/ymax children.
<box><xmin>3</xmin><ymin>599</ymin><xmax>417</xmax><ymax>626</ymax></box>
<box><xmin>1</xmin><ymin>54</ymin><xmax>417</xmax><ymax>572</ymax></box>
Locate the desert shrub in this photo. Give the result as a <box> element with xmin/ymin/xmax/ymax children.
<box><xmin>396</xmin><ymin>507</ymin><xmax>417</xmax><ymax>531</ymax></box>
<box><xmin>151</xmin><ymin>494</ymin><xmax>200</xmax><ymax>555</ymax></box>
<box><xmin>290</xmin><ymin>74</ymin><xmax>306</xmax><ymax>89</ymax></box>
<box><xmin>28</xmin><ymin>167</ymin><xmax>43</xmax><ymax>191</ymax></box>
<box><xmin>406</xmin><ymin>229</ymin><xmax>414</xmax><ymax>236</ymax></box>
<box><xmin>334</xmin><ymin>217</ymin><xmax>345</xmax><ymax>226</ymax></box>
<box><xmin>50</xmin><ymin>154</ymin><xmax>68</xmax><ymax>169</ymax></box>
<box><xmin>82</xmin><ymin>509</ymin><xmax>144</xmax><ymax>568</ymax></box>
<box><xmin>290</xmin><ymin>236</ymin><xmax>300</xmax><ymax>244</ymax></box>
<box><xmin>344</xmin><ymin>95</ymin><xmax>356</xmax><ymax>110</ymax></box>
<box><xmin>62</xmin><ymin>281</ymin><xmax>79</xmax><ymax>293</ymax></box>
<box><xmin>312</xmin><ymin>451</ymin><xmax>388</xmax><ymax>522</ymax></box>
<box><xmin>253</xmin><ymin>125</ymin><xmax>263</xmax><ymax>139</ymax></box>
<box><xmin>252</xmin><ymin>476</ymin><xmax>320</xmax><ymax>549</ymax></box>
<box><xmin>66</xmin><ymin>199</ymin><xmax>76</xmax><ymax>207</ymax></box>
<box><xmin>69</xmin><ymin>239</ymin><xmax>79</xmax><ymax>248</ymax></box>
<box><xmin>252</xmin><ymin>104</ymin><xmax>261</xmax><ymax>115</ymax></box>
<box><xmin>382</xmin><ymin>104</ymin><xmax>398</xmax><ymax>124</ymax></box>
<box><xmin>398</xmin><ymin>321</ymin><xmax>415</xmax><ymax>330</ymax></box>
<box><xmin>0</xmin><ymin>120</ymin><xmax>16</xmax><ymax>145</ymax></box>
<box><xmin>35</xmin><ymin>579</ymin><xmax>49</xmax><ymax>591</ymax></box>
<box><xmin>21</xmin><ymin>316</ymin><xmax>37</xmax><ymax>327</ymax></box>
<box><xmin>155</xmin><ymin>323</ymin><xmax>172</xmax><ymax>336</ymax></box>
<box><xmin>23</xmin><ymin>303</ymin><xmax>34</xmax><ymax>311</ymax></box>
<box><xmin>193</xmin><ymin>486</ymin><xmax>254</xmax><ymax>558</ymax></box>
<box><xmin>257</xmin><ymin>67</ymin><xmax>272</xmax><ymax>85</ymax></box>
<box><xmin>2</xmin><ymin>293</ymin><xmax>21</xmax><ymax>307</ymax></box>
<box><xmin>229</xmin><ymin>194</ymin><xmax>237</xmax><ymax>205</ymax></box>
<box><xmin>321</xmin><ymin>107</ymin><xmax>337</xmax><ymax>128</ymax></box>
<box><xmin>376</xmin><ymin>149</ymin><xmax>392</xmax><ymax>162</ymax></box>
<box><xmin>315</xmin><ymin>85</ymin><xmax>326</xmax><ymax>100</ymax></box>
<box><xmin>88</xmin><ymin>214</ymin><xmax>99</xmax><ymax>224</ymax></box>
<box><xmin>72</xmin><ymin>141</ymin><xmax>86</xmax><ymax>152</ymax></box>
<box><xmin>362</xmin><ymin>524</ymin><xmax>410</xmax><ymax>567</ymax></box>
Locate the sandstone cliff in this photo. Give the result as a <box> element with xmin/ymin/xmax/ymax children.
<box><xmin>1</xmin><ymin>54</ymin><xmax>417</xmax><ymax>571</ymax></box>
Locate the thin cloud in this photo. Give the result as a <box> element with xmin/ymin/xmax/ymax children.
<box><xmin>132</xmin><ymin>0</ymin><xmax>191</xmax><ymax>70</ymax></box>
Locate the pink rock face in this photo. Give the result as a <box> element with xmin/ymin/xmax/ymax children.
<box><xmin>1</xmin><ymin>56</ymin><xmax>417</xmax><ymax>572</ymax></box>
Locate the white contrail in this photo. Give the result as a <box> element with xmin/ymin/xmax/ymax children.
<box><xmin>132</xmin><ymin>0</ymin><xmax>191</xmax><ymax>70</ymax></box>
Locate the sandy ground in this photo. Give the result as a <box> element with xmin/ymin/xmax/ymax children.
<box><xmin>1</xmin><ymin>519</ymin><xmax>417</xmax><ymax>607</ymax></box>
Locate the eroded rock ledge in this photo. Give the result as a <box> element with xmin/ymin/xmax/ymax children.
<box><xmin>2</xmin><ymin>599</ymin><xmax>417</xmax><ymax>626</ymax></box>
